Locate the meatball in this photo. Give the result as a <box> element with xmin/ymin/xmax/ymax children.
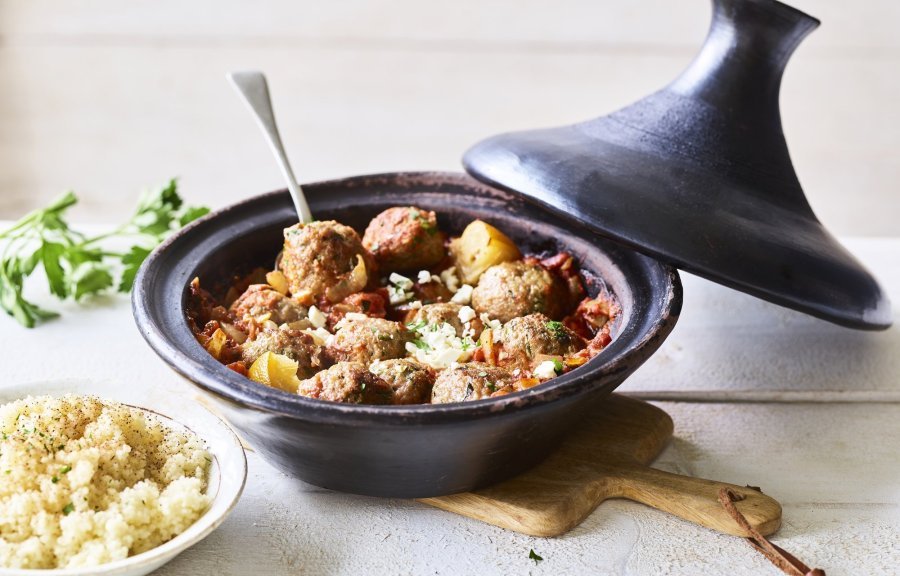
<box><xmin>362</xmin><ymin>206</ymin><xmax>445</xmax><ymax>272</ymax></box>
<box><xmin>431</xmin><ymin>362</ymin><xmax>515</xmax><ymax>404</ymax></box>
<box><xmin>241</xmin><ymin>325</ymin><xmax>326</xmax><ymax>378</ymax></box>
<box><xmin>471</xmin><ymin>261</ymin><xmax>568</xmax><ymax>323</ymax></box>
<box><xmin>229</xmin><ymin>284</ymin><xmax>308</xmax><ymax>329</ymax></box>
<box><xmin>279</xmin><ymin>221</ymin><xmax>375</xmax><ymax>303</ymax></box>
<box><xmin>494</xmin><ymin>313</ymin><xmax>586</xmax><ymax>370</ymax></box>
<box><xmin>325</xmin><ymin>317</ymin><xmax>411</xmax><ymax>365</ymax></box>
<box><xmin>298</xmin><ymin>362</ymin><xmax>394</xmax><ymax>404</ymax></box>
<box><xmin>370</xmin><ymin>359</ymin><xmax>435</xmax><ymax>405</ymax></box>
<box><xmin>406</xmin><ymin>302</ymin><xmax>483</xmax><ymax>340</ymax></box>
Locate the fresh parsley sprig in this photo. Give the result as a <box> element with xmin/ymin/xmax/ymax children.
<box><xmin>0</xmin><ymin>179</ymin><xmax>209</xmax><ymax>328</ymax></box>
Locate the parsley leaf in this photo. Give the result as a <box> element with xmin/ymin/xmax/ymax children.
<box><xmin>552</xmin><ymin>359</ymin><xmax>564</xmax><ymax>374</ymax></box>
<box><xmin>545</xmin><ymin>320</ymin><xmax>570</xmax><ymax>342</ymax></box>
<box><xmin>406</xmin><ymin>319</ymin><xmax>428</xmax><ymax>332</ymax></box>
<box><xmin>118</xmin><ymin>245</ymin><xmax>152</xmax><ymax>292</ymax></box>
<box><xmin>529</xmin><ymin>549</ymin><xmax>543</xmax><ymax>564</ymax></box>
<box><xmin>0</xmin><ymin>179</ymin><xmax>208</xmax><ymax>327</ymax></box>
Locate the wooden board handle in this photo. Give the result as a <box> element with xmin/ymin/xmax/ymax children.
<box><xmin>606</xmin><ymin>464</ymin><xmax>782</xmax><ymax>537</ymax></box>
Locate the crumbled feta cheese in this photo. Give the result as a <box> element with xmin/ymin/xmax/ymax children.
<box><xmin>408</xmin><ymin>300</ymin><xmax>423</xmax><ymax>309</ymax></box>
<box><xmin>458</xmin><ymin>305</ymin><xmax>476</xmax><ymax>323</ymax></box>
<box><xmin>512</xmin><ymin>368</ymin><xmax>521</xmax><ymax>376</ymax></box>
<box><xmin>388</xmin><ymin>284</ymin><xmax>413</xmax><ymax>305</ymax></box>
<box><xmin>479</xmin><ymin>313</ymin><xmax>503</xmax><ymax>341</ymax></box>
<box><xmin>389</xmin><ymin>273</ymin><xmax>414</xmax><ymax>290</ymax></box>
<box><xmin>440</xmin><ymin>266</ymin><xmax>460</xmax><ymax>293</ymax></box>
<box><xmin>303</xmin><ymin>327</ymin><xmax>333</xmax><ymax>346</ymax></box>
<box><xmin>451</xmin><ymin>284</ymin><xmax>474</xmax><ymax>305</ymax></box>
<box><xmin>417</xmin><ymin>270</ymin><xmax>433</xmax><ymax>284</ymax></box>
<box><xmin>533</xmin><ymin>360</ymin><xmax>559</xmax><ymax>380</ymax></box>
<box><xmin>308</xmin><ymin>305</ymin><xmax>327</xmax><ymax>329</ymax></box>
<box><xmin>405</xmin><ymin>321</ymin><xmax>474</xmax><ymax>369</ymax></box>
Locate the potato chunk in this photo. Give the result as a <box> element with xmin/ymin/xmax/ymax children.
<box><xmin>450</xmin><ymin>220</ymin><xmax>521</xmax><ymax>285</ymax></box>
<box><xmin>248</xmin><ymin>351</ymin><xmax>302</xmax><ymax>393</ymax></box>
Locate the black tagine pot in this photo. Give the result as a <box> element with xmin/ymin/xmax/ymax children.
<box><xmin>133</xmin><ymin>172</ymin><xmax>682</xmax><ymax>498</ymax></box>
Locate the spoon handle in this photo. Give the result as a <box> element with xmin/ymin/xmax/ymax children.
<box><xmin>227</xmin><ymin>71</ymin><xmax>313</xmax><ymax>224</ymax></box>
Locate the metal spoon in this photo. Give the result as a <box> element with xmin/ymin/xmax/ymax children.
<box><xmin>227</xmin><ymin>71</ymin><xmax>313</xmax><ymax>223</ymax></box>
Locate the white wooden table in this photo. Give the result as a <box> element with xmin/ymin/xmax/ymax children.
<box><xmin>3</xmin><ymin>236</ymin><xmax>898</xmax><ymax>576</ymax></box>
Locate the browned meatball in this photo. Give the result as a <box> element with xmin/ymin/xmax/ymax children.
<box><xmin>325</xmin><ymin>317</ymin><xmax>411</xmax><ymax>365</ymax></box>
<box><xmin>241</xmin><ymin>326</ymin><xmax>326</xmax><ymax>378</ymax></box>
<box><xmin>279</xmin><ymin>221</ymin><xmax>375</xmax><ymax>303</ymax></box>
<box><xmin>406</xmin><ymin>302</ymin><xmax>483</xmax><ymax>340</ymax></box>
<box><xmin>471</xmin><ymin>261</ymin><xmax>567</xmax><ymax>323</ymax></box>
<box><xmin>229</xmin><ymin>284</ymin><xmax>308</xmax><ymax>329</ymax></box>
<box><xmin>362</xmin><ymin>206</ymin><xmax>445</xmax><ymax>272</ymax></box>
<box><xmin>298</xmin><ymin>362</ymin><xmax>394</xmax><ymax>404</ymax></box>
<box><xmin>370</xmin><ymin>359</ymin><xmax>435</xmax><ymax>405</ymax></box>
<box><xmin>431</xmin><ymin>362</ymin><xmax>515</xmax><ymax>404</ymax></box>
<box><xmin>495</xmin><ymin>313</ymin><xmax>586</xmax><ymax>370</ymax></box>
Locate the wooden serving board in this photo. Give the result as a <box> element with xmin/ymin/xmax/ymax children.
<box><xmin>420</xmin><ymin>394</ymin><xmax>782</xmax><ymax>538</ymax></box>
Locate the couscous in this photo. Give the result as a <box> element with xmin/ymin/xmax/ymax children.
<box><xmin>0</xmin><ymin>395</ymin><xmax>211</xmax><ymax>569</ymax></box>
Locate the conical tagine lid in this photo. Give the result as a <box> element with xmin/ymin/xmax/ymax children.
<box><xmin>463</xmin><ymin>0</ymin><xmax>891</xmax><ymax>330</ymax></box>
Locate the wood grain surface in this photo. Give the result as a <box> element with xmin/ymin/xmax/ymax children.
<box><xmin>421</xmin><ymin>394</ymin><xmax>782</xmax><ymax>538</ymax></box>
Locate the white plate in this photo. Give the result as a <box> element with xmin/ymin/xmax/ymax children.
<box><xmin>0</xmin><ymin>379</ymin><xmax>247</xmax><ymax>576</ymax></box>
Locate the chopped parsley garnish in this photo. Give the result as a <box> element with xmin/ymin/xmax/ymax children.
<box><xmin>412</xmin><ymin>339</ymin><xmax>431</xmax><ymax>351</ymax></box>
<box><xmin>406</xmin><ymin>319</ymin><xmax>427</xmax><ymax>332</ymax></box>
<box><xmin>62</xmin><ymin>503</ymin><xmax>74</xmax><ymax>515</ymax></box>
<box><xmin>529</xmin><ymin>549</ymin><xmax>544</xmax><ymax>564</ymax></box>
<box><xmin>545</xmin><ymin>321</ymin><xmax>567</xmax><ymax>339</ymax></box>
<box><xmin>51</xmin><ymin>476</ymin><xmax>59</xmax><ymax>484</ymax></box>
<box><xmin>408</xmin><ymin>208</ymin><xmax>437</xmax><ymax>235</ymax></box>
<box><xmin>552</xmin><ymin>359</ymin><xmax>564</xmax><ymax>374</ymax></box>
<box><xmin>60</xmin><ymin>465</ymin><xmax>72</xmax><ymax>475</ymax></box>
<box><xmin>485</xmin><ymin>381</ymin><xmax>497</xmax><ymax>393</ymax></box>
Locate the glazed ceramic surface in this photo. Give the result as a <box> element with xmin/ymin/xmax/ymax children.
<box><xmin>463</xmin><ymin>0</ymin><xmax>891</xmax><ymax>330</ymax></box>
<box><xmin>132</xmin><ymin>171</ymin><xmax>681</xmax><ymax>498</ymax></box>
<box><xmin>0</xmin><ymin>379</ymin><xmax>247</xmax><ymax>576</ymax></box>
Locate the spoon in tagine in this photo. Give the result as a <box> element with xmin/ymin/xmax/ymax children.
<box><xmin>227</xmin><ymin>70</ymin><xmax>313</xmax><ymax>224</ymax></box>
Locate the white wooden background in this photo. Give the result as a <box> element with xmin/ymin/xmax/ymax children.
<box><xmin>2</xmin><ymin>2</ymin><xmax>899</xmax><ymax>575</ymax></box>
<box><xmin>1</xmin><ymin>0</ymin><xmax>898</xmax><ymax>235</ymax></box>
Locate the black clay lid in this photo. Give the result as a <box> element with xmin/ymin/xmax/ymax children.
<box><xmin>463</xmin><ymin>0</ymin><xmax>892</xmax><ymax>330</ymax></box>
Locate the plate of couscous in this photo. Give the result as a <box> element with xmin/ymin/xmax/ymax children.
<box><xmin>0</xmin><ymin>380</ymin><xmax>247</xmax><ymax>575</ymax></box>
